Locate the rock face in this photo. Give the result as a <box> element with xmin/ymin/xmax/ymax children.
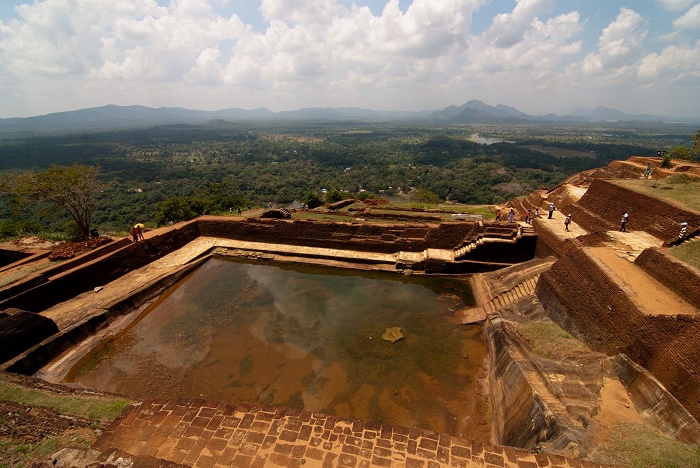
<box><xmin>381</xmin><ymin>327</ymin><xmax>404</xmax><ymax>343</ymax></box>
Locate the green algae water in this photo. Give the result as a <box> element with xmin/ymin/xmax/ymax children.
<box><xmin>69</xmin><ymin>258</ymin><xmax>488</xmax><ymax>437</ymax></box>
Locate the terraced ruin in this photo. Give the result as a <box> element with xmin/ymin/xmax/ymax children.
<box><xmin>1</xmin><ymin>156</ymin><xmax>699</xmax><ymax>467</ymax></box>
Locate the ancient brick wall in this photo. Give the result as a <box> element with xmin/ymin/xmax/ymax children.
<box><xmin>198</xmin><ymin>218</ymin><xmax>483</xmax><ymax>253</ymax></box>
<box><xmin>536</xmin><ymin>247</ymin><xmax>700</xmax><ymax>420</ymax></box>
<box><xmin>0</xmin><ymin>309</ymin><xmax>58</xmax><ymax>363</ymax></box>
<box><xmin>0</xmin><ymin>223</ymin><xmax>201</xmax><ymax>313</ymax></box>
<box><xmin>576</xmin><ymin>179</ymin><xmax>700</xmax><ymax>240</ymax></box>
<box><xmin>531</xmin><ymin>220</ymin><xmax>585</xmax><ymax>258</ymax></box>
<box><xmin>635</xmin><ymin>248</ymin><xmax>700</xmax><ymax>307</ymax></box>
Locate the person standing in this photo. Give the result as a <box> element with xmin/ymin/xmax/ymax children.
<box><xmin>564</xmin><ymin>214</ymin><xmax>572</xmax><ymax>232</ymax></box>
<box><xmin>620</xmin><ymin>212</ymin><xmax>629</xmax><ymax>232</ymax></box>
<box><xmin>548</xmin><ymin>202</ymin><xmax>555</xmax><ymax>219</ymax></box>
<box><xmin>136</xmin><ymin>225</ymin><xmax>145</xmax><ymax>241</ymax></box>
<box><xmin>130</xmin><ymin>227</ymin><xmax>139</xmax><ymax>243</ymax></box>
<box><xmin>508</xmin><ymin>208</ymin><xmax>515</xmax><ymax>223</ymax></box>
<box><xmin>525</xmin><ymin>209</ymin><xmax>531</xmax><ymax>224</ymax></box>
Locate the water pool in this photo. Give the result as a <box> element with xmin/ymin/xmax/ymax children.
<box><xmin>68</xmin><ymin>258</ymin><xmax>488</xmax><ymax>437</ymax></box>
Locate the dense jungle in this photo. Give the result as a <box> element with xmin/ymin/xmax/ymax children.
<box><xmin>0</xmin><ymin>120</ymin><xmax>695</xmax><ymax>238</ymax></box>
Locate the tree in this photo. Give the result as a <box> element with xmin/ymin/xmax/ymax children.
<box><xmin>669</xmin><ymin>145</ymin><xmax>692</xmax><ymax>161</ymax></box>
<box><xmin>303</xmin><ymin>191</ymin><xmax>323</xmax><ymax>209</ymax></box>
<box><xmin>412</xmin><ymin>187</ymin><xmax>441</xmax><ymax>204</ymax></box>
<box><xmin>0</xmin><ymin>164</ymin><xmax>99</xmax><ymax>239</ymax></box>
<box><xmin>691</xmin><ymin>130</ymin><xmax>700</xmax><ymax>157</ymax></box>
<box><xmin>154</xmin><ymin>197</ymin><xmax>198</xmax><ymax>226</ymax></box>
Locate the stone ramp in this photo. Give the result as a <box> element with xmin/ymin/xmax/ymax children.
<box><xmin>93</xmin><ymin>400</ymin><xmax>606</xmax><ymax>468</ymax></box>
<box><xmin>587</xmin><ymin>247</ymin><xmax>697</xmax><ymax>316</ymax></box>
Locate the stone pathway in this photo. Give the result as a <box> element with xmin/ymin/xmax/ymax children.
<box><xmin>94</xmin><ymin>400</ymin><xmax>604</xmax><ymax>468</ymax></box>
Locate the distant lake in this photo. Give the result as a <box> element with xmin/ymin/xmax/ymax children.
<box><xmin>469</xmin><ymin>134</ymin><xmax>514</xmax><ymax>145</ymax></box>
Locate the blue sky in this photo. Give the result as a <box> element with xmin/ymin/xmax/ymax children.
<box><xmin>1</xmin><ymin>0</ymin><xmax>699</xmax><ymax>119</ymax></box>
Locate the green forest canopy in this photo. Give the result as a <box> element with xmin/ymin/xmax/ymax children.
<box><xmin>0</xmin><ymin>120</ymin><xmax>691</xmax><ymax>237</ymax></box>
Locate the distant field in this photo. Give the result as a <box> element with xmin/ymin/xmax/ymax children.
<box><xmin>615</xmin><ymin>175</ymin><xmax>700</xmax><ymax>212</ymax></box>
<box><xmin>521</xmin><ymin>145</ymin><xmax>597</xmax><ymax>159</ymax></box>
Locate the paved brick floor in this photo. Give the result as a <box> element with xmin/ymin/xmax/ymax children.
<box><xmin>93</xmin><ymin>400</ymin><xmax>606</xmax><ymax>468</ymax></box>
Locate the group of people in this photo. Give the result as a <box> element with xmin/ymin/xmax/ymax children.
<box><xmin>130</xmin><ymin>224</ymin><xmax>145</xmax><ymax>242</ymax></box>
<box><xmin>498</xmin><ymin>200</ymin><xmax>632</xmax><ymax>235</ymax></box>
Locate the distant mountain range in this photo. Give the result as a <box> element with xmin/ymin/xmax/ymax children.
<box><xmin>0</xmin><ymin>100</ymin><xmax>670</xmax><ymax>133</ymax></box>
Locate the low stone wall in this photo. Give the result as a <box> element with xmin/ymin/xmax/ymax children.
<box><xmin>0</xmin><ymin>223</ymin><xmax>200</xmax><ymax>313</ymax></box>
<box><xmin>197</xmin><ymin>218</ymin><xmax>482</xmax><ymax>253</ymax></box>
<box><xmin>576</xmin><ymin>179</ymin><xmax>700</xmax><ymax>240</ymax></box>
<box><xmin>536</xmin><ymin>246</ymin><xmax>700</xmax><ymax>421</ymax></box>
<box><xmin>634</xmin><ymin>248</ymin><xmax>700</xmax><ymax>307</ymax></box>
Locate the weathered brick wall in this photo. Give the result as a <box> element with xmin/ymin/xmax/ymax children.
<box><xmin>576</xmin><ymin>179</ymin><xmax>700</xmax><ymax>240</ymax></box>
<box><xmin>198</xmin><ymin>218</ymin><xmax>484</xmax><ymax>253</ymax></box>
<box><xmin>634</xmin><ymin>248</ymin><xmax>700</xmax><ymax>307</ymax></box>
<box><xmin>536</xmin><ymin>247</ymin><xmax>700</xmax><ymax>420</ymax></box>
<box><xmin>0</xmin><ymin>223</ymin><xmax>201</xmax><ymax>313</ymax></box>
<box><xmin>566</xmin><ymin>204</ymin><xmax>616</xmax><ymax>234</ymax></box>
<box><xmin>531</xmin><ymin>220</ymin><xmax>585</xmax><ymax>258</ymax></box>
<box><xmin>0</xmin><ymin>309</ymin><xmax>58</xmax><ymax>363</ymax></box>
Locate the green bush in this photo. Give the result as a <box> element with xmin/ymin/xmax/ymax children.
<box><xmin>661</xmin><ymin>153</ymin><xmax>673</xmax><ymax>168</ymax></box>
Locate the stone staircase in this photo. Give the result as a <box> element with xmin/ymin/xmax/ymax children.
<box><xmin>453</xmin><ymin>224</ymin><xmax>534</xmax><ymax>260</ymax></box>
<box><xmin>482</xmin><ymin>275</ymin><xmax>540</xmax><ymax>313</ymax></box>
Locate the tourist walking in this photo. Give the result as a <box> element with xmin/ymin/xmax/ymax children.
<box><xmin>135</xmin><ymin>224</ymin><xmax>145</xmax><ymax>241</ymax></box>
<box><xmin>620</xmin><ymin>212</ymin><xmax>629</xmax><ymax>232</ymax></box>
<box><xmin>130</xmin><ymin>227</ymin><xmax>139</xmax><ymax>243</ymax></box>
<box><xmin>564</xmin><ymin>214</ymin><xmax>572</xmax><ymax>232</ymax></box>
<box><xmin>548</xmin><ymin>202</ymin><xmax>555</xmax><ymax>219</ymax></box>
<box><xmin>508</xmin><ymin>208</ymin><xmax>515</xmax><ymax>223</ymax></box>
<box><xmin>535</xmin><ymin>207</ymin><xmax>540</xmax><ymax>218</ymax></box>
<box><xmin>525</xmin><ymin>209</ymin><xmax>531</xmax><ymax>224</ymax></box>
<box><xmin>495</xmin><ymin>209</ymin><xmax>501</xmax><ymax>221</ymax></box>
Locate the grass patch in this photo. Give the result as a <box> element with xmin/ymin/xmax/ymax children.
<box><xmin>0</xmin><ymin>261</ymin><xmax>55</xmax><ymax>289</ymax></box>
<box><xmin>0</xmin><ymin>428</ymin><xmax>94</xmax><ymax>468</ymax></box>
<box><xmin>0</xmin><ymin>380</ymin><xmax>129</xmax><ymax>421</ymax></box>
<box><xmin>615</xmin><ymin>175</ymin><xmax>700</xmax><ymax>212</ymax></box>
<box><xmin>588</xmin><ymin>421</ymin><xmax>700</xmax><ymax>467</ymax></box>
<box><xmin>517</xmin><ymin>320</ymin><xmax>590</xmax><ymax>359</ymax></box>
<box><xmin>669</xmin><ymin>240</ymin><xmax>700</xmax><ymax>270</ymax></box>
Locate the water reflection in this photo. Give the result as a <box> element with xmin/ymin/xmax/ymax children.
<box><xmin>69</xmin><ymin>258</ymin><xmax>488</xmax><ymax>437</ymax></box>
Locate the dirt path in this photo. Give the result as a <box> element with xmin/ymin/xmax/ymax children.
<box><xmin>587</xmin><ymin>247</ymin><xmax>695</xmax><ymax>316</ymax></box>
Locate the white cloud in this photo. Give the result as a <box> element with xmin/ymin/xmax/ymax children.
<box><xmin>578</xmin><ymin>8</ymin><xmax>647</xmax><ymax>77</ymax></box>
<box><xmin>0</xmin><ymin>0</ymin><xmax>698</xmax><ymax>119</ymax></box>
<box><xmin>673</xmin><ymin>3</ymin><xmax>700</xmax><ymax>29</ymax></box>
<box><xmin>483</xmin><ymin>0</ymin><xmax>556</xmax><ymax>48</ymax></box>
<box><xmin>638</xmin><ymin>41</ymin><xmax>700</xmax><ymax>80</ymax></box>
<box><xmin>656</xmin><ymin>0</ymin><xmax>697</xmax><ymax>12</ymax></box>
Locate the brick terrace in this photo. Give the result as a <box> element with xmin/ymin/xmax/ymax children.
<box><xmin>93</xmin><ymin>400</ymin><xmax>606</xmax><ymax>467</ymax></box>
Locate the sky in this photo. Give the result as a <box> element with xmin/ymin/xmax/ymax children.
<box><xmin>0</xmin><ymin>0</ymin><xmax>699</xmax><ymax>120</ymax></box>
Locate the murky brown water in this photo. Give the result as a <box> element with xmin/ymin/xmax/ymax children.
<box><xmin>68</xmin><ymin>258</ymin><xmax>489</xmax><ymax>437</ymax></box>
